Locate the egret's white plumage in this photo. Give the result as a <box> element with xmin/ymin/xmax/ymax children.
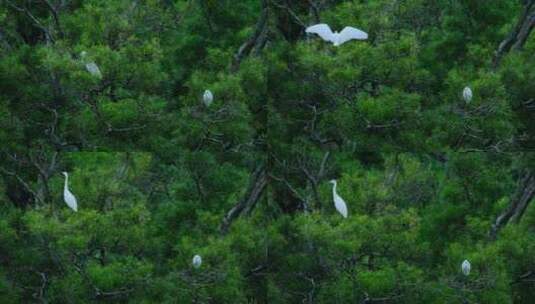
<box><xmin>80</xmin><ymin>51</ymin><xmax>102</xmax><ymax>79</ymax></box>
<box><xmin>62</xmin><ymin>172</ymin><xmax>78</xmax><ymax>212</ymax></box>
<box><xmin>192</xmin><ymin>254</ymin><xmax>202</xmax><ymax>269</ymax></box>
<box><xmin>461</xmin><ymin>259</ymin><xmax>471</xmax><ymax>276</ymax></box>
<box><xmin>306</xmin><ymin>24</ymin><xmax>336</xmax><ymax>43</ymax></box>
<box><xmin>463</xmin><ymin>87</ymin><xmax>472</xmax><ymax>103</ymax></box>
<box><xmin>203</xmin><ymin>90</ymin><xmax>213</xmax><ymax>107</ymax></box>
<box><xmin>329</xmin><ymin>180</ymin><xmax>348</xmax><ymax>218</ymax></box>
<box><xmin>85</xmin><ymin>62</ymin><xmax>102</xmax><ymax>78</ymax></box>
<box><xmin>306</xmin><ymin>23</ymin><xmax>368</xmax><ymax>46</ymax></box>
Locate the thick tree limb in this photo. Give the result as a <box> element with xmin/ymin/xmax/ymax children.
<box><xmin>5</xmin><ymin>0</ymin><xmax>55</xmax><ymax>43</ymax></box>
<box><xmin>511</xmin><ymin>270</ymin><xmax>535</xmax><ymax>285</ymax></box>
<box><xmin>73</xmin><ymin>262</ymin><xmax>134</xmax><ymax>300</ymax></box>
<box><xmin>0</xmin><ymin>29</ymin><xmax>13</xmax><ymax>50</ymax></box>
<box><xmin>489</xmin><ymin>169</ymin><xmax>535</xmax><ymax>239</ymax></box>
<box><xmin>270</xmin><ymin>173</ymin><xmax>309</xmax><ymax>210</ymax></box>
<box><xmin>493</xmin><ymin>0</ymin><xmax>535</xmax><ymax>67</ymax></box>
<box><xmin>0</xmin><ymin>166</ymin><xmax>40</xmax><ymax>204</ymax></box>
<box><xmin>270</xmin><ymin>0</ymin><xmax>306</xmax><ymax>27</ymax></box>
<box><xmin>220</xmin><ymin>164</ymin><xmax>267</xmax><ymax>233</ymax></box>
<box><xmin>300</xmin><ymin>151</ymin><xmax>330</xmax><ymax>209</ymax></box>
<box><xmin>361</xmin><ymin>291</ymin><xmax>403</xmax><ymax>303</ymax></box>
<box><xmin>40</xmin><ymin>0</ymin><xmax>64</xmax><ymax>38</ymax></box>
<box><xmin>231</xmin><ymin>0</ymin><xmax>269</xmax><ymax>72</ymax></box>
<box><xmin>307</xmin><ymin>0</ymin><xmax>320</xmax><ymax>23</ymax></box>
<box><xmin>0</xmin><ymin>149</ymin><xmax>59</xmax><ymax>206</ymax></box>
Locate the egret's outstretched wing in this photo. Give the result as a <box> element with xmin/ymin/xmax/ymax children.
<box><xmin>334</xmin><ymin>195</ymin><xmax>348</xmax><ymax>218</ymax></box>
<box><xmin>338</xmin><ymin>26</ymin><xmax>368</xmax><ymax>45</ymax></box>
<box><xmin>305</xmin><ymin>23</ymin><xmax>334</xmax><ymax>42</ymax></box>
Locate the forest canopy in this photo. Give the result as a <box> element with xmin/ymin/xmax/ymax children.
<box><xmin>1</xmin><ymin>0</ymin><xmax>534</xmax><ymax>303</ymax></box>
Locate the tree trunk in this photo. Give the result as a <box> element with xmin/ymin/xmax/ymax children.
<box><xmin>489</xmin><ymin>169</ymin><xmax>535</xmax><ymax>239</ymax></box>
<box><xmin>493</xmin><ymin>0</ymin><xmax>535</xmax><ymax>67</ymax></box>
<box><xmin>231</xmin><ymin>0</ymin><xmax>269</xmax><ymax>72</ymax></box>
<box><xmin>220</xmin><ymin>164</ymin><xmax>267</xmax><ymax>233</ymax></box>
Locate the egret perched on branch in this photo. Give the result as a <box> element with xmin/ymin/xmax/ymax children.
<box><xmin>461</xmin><ymin>259</ymin><xmax>471</xmax><ymax>276</ymax></box>
<box><xmin>305</xmin><ymin>23</ymin><xmax>368</xmax><ymax>46</ymax></box>
<box><xmin>203</xmin><ymin>90</ymin><xmax>213</xmax><ymax>107</ymax></box>
<box><xmin>62</xmin><ymin>172</ymin><xmax>78</xmax><ymax>212</ymax></box>
<box><xmin>463</xmin><ymin>87</ymin><xmax>472</xmax><ymax>104</ymax></box>
<box><xmin>80</xmin><ymin>51</ymin><xmax>102</xmax><ymax>79</ymax></box>
<box><xmin>329</xmin><ymin>180</ymin><xmax>348</xmax><ymax>218</ymax></box>
<box><xmin>192</xmin><ymin>254</ymin><xmax>202</xmax><ymax>269</ymax></box>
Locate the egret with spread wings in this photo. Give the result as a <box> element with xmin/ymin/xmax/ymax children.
<box><xmin>306</xmin><ymin>23</ymin><xmax>368</xmax><ymax>46</ymax></box>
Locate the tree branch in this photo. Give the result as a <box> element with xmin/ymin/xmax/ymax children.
<box><xmin>489</xmin><ymin>169</ymin><xmax>535</xmax><ymax>239</ymax></box>
<box><xmin>0</xmin><ymin>166</ymin><xmax>41</xmax><ymax>204</ymax></box>
<box><xmin>40</xmin><ymin>0</ymin><xmax>64</xmax><ymax>38</ymax></box>
<box><xmin>220</xmin><ymin>164</ymin><xmax>267</xmax><ymax>233</ymax></box>
<box><xmin>5</xmin><ymin>0</ymin><xmax>55</xmax><ymax>43</ymax></box>
<box><xmin>232</xmin><ymin>0</ymin><xmax>269</xmax><ymax>72</ymax></box>
<box><xmin>270</xmin><ymin>173</ymin><xmax>309</xmax><ymax>211</ymax></box>
<box><xmin>493</xmin><ymin>0</ymin><xmax>535</xmax><ymax>67</ymax></box>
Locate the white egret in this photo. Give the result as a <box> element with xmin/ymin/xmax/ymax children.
<box><xmin>463</xmin><ymin>86</ymin><xmax>472</xmax><ymax>104</ymax></box>
<box><xmin>62</xmin><ymin>172</ymin><xmax>78</xmax><ymax>212</ymax></box>
<box><xmin>305</xmin><ymin>23</ymin><xmax>368</xmax><ymax>46</ymax></box>
<box><xmin>80</xmin><ymin>51</ymin><xmax>102</xmax><ymax>79</ymax></box>
<box><xmin>192</xmin><ymin>254</ymin><xmax>202</xmax><ymax>269</ymax></box>
<box><xmin>461</xmin><ymin>259</ymin><xmax>471</xmax><ymax>276</ymax></box>
<box><xmin>203</xmin><ymin>90</ymin><xmax>213</xmax><ymax>107</ymax></box>
<box><xmin>329</xmin><ymin>180</ymin><xmax>348</xmax><ymax>218</ymax></box>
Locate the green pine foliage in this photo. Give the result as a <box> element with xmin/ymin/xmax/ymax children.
<box><xmin>1</xmin><ymin>0</ymin><xmax>534</xmax><ymax>303</ymax></box>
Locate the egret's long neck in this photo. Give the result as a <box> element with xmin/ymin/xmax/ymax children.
<box><xmin>64</xmin><ymin>174</ymin><xmax>69</xmax><ymax>190</ymax></box>
<box><xmin>332</xmin><ymin>182</ymin><xmax>337</xmax><ymax>194</ymax></box>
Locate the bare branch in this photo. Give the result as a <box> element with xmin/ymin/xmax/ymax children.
<box><xmin>307</xmin><ymin>0</ymin><xmax>320</xmax><ymax>23</ymax></box>
<box><xmin>0</xmin><ymin>166</ymin><xmax>41</xmax><ymax>204</ymax></box>
<box><xmin>5</xmin><ymin>0</ymin><xmax>55</xmax><ymax>43</ymax></box>
<box><xmin>270</xmin><ymin>173</ymin><xmax>309</xmax><ymax>210</ymax></box>
<box><xmin>232</xmin><ymin>0</ymin><xmax>269</xmax><ymax>71</ymax></box>
<box><xmin>489</xmin><ymin>169</ymin><xmax>535</xmax><ymax>239</ymax></box>
<box><xmin>493</xmin><ymin>0</ymin><xmax>535</xmax><ymax>67</ymax></box>
<box><xmin>220</xmin><ymin>164</ymin><xmax>267</xmax><ymax>233</ymax></box>
<box><xmin>40</xmin><ymin>0</ymin><xmax>64</xmax><ymax>37</ymax></box>
<box><xmin>270</xmin><ymin>0</ymin><xmax>306</xmax><ymax>27</ymax></box>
